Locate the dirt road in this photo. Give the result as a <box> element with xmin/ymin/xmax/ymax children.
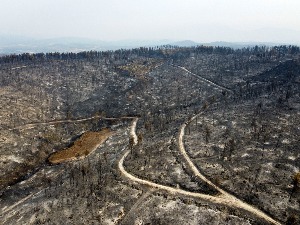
<box><xmin>172</xmin><ymin>64</ymin><xmax>233</xmax><ymax>93</ymax></box>
<box><xmin>119</xmin><ymin>117</ymin><xmax>281</xmax><ymax>225</ymax></box>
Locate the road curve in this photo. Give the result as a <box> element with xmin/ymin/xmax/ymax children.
<box><xmin>1</xmin><ymin>105</ymin><xmax>281</xmax><ymax>224</ymax></box>
<box><xmin>119</xmin><ymin>117</ymin><xmax>282</xmax><ymax>225</ymax></box>
<box><xmin>178</xmin><ymin>114</ymin><xmax>281</xmax><ymax>225</ymax></box>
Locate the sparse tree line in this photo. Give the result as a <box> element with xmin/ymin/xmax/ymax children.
<box><xmin>0</xmin><ymin>44</ymin><xmax>299</xmax><ymax>65</ymax></box>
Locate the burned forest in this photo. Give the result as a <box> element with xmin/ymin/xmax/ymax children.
<box><xmin>0</xmin><ymin>45</ymin><xmax>300</xmax><ymax>225</ymax></box>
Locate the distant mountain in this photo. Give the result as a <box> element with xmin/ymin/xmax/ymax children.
<box><xmin>0</xmin><ymin>34</ymin><xmax>299</xmax><ymax>54</ymax></box>
<box><xmin>170</xmin><ymin>40</ymin><xmax>200</xmax><ymax>47</ymax></box>
<box><xmin>204</xmin><ymin>41</ymin><xmax>290</xmax><ymax>49</ymax></box>
<box><xmin>0</xmin><ymin>35</ymin><xmax>109</xmax><ymax>54</ymax></box>
<box><xmin>0</xmin><ymin>35</ymin><xmax>173</xmax><ymax>54</ymax></box>
<box><xmin>168</xmin><ymin>40</ymin><xmax>296</xmax><ymax>49</ymax></box>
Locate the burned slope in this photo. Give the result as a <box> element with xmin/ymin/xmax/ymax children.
<box><xmin>1</xmin><ymin>46</ymin><xmax>300</xmax><ymax>225</ymax></box>
<box><xmin>181</xmin><ymin>59</ymin><xmax>300</xmax><ymax>223</ymax></box>
<box><xmin>249</xmin><ymin>60</ymin><xmax>300</xmax><ymax>84</ymax></box>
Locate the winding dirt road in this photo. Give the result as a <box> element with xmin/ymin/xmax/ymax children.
<box><xmin>2</xmin><ymin>63</ymin><xmax>280</xmax><ymax>224</ymax></box>
<box><xmin>119</xmin><ymin>117</ymin><xmax>282</xmax><ymax>225</ymax></box>
<box><xmin>2</xmin><ymin>112</ymin><xmax>282</xmax><ymax>224</ymax></box>
<box><xmin>178</xmin><ymin>114</ymin><xmax>281</xmax><ymax>225</ymax></box>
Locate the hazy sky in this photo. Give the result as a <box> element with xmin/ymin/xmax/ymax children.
<box><xmin>1</xmin><ymin>0</ymin><xmax>300</xmax><ymax>43</ymax></box>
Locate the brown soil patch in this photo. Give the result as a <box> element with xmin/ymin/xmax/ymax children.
<box><xmin>48</xmin><ymin>128</ymin><xmax>114</xmax><ymax>164</ymax></box>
